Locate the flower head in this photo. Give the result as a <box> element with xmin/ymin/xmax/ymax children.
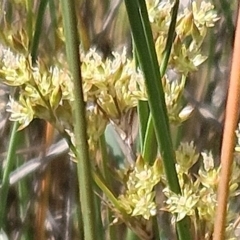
<box><xmin>119</xmin><ymin>156</ymin><xmax>162</xmax><ymax>220</ymax></box>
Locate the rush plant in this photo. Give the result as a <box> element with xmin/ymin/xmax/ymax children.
<box><xmin>0</xmin><ymin>1</ymin><xmax>239</xmax><ymax>240</ymax></box>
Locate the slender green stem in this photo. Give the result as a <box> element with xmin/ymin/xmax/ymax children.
<box><xmin>0</xmin><ymin>122</ymin><xmax>20</xmax><ymax>229</ymax></box>
<box><xmin>134</xmin><ymin>40</ymin><xmax>150</xmax><ymax>153</ymax></box>
<box><xmin>124</xmin><ymin>0</ymin><xmax>180</xmax><ymax>195</ymax></box>
<box><xmin>153</xmin><ymin>215</ymin><xmax>161</xmax><ymax>240</ymax></box>
<box><xmin>126</xmin><ymin>228</ymin><xmax>139</xmax><ymax>240</ymax></box>
<box><xmin>26</xmin><ymin>0</ymin><xmax>33</xmax><ymax>43</ymax></box>
<box><xmin>99</xmin><ymin>135</ymin><xmax>111</xmax><ymax>189</ymax></box>
<box><xmin>137</xmin><ymin>100</ymin><xmax>150</xmax><ymax>152</ymax></box>
<box><xmin>92</xmin><ymin>171</ymin><xmax>123</xmax><ymax>213</ymax></box>
<box><xmin>124</xmin><ymin>0</ymin><xmax>191</xmax><ymax>239</ymax></box>
<box><xmin>159</xmin><ymin>1</ymin><xmax>178</xmax><ymax>76</ymax></box>
<box><xmin>219</xmin><ymin>0</ymin><xmax>235</xmax><ymax>35</ymax></box>
<box><xmin>142</xmin><ymin>115</ymin><xmax>157</xmax><ymax>164</ymax></box>
<box><xmin>93</xmin><ymin>192</ymin><xmax>104</xmax><ymax>240</ymax></box>
<box><xmin>60</xmin><ymin>1</ymin><xmax>96</xmax><ymax>239</ymax></box>
<box><xmin>65</xmin><ymin>134</ymin><xmax>127</xmax><ymax>221</ymax></box>
<box><xmin>17</xmin><ymin>154</ymin><xmax>30</xmax><ymax>240</ymax></box>
<box><xmin>142</xmin><ymin>0</ymin><xmax>179</xmax><ymax>161</ymax></box>
<box><xmin>99</xmin><ymin>135</ymin><xmax>115</xmax><ymax>240</ymax></box>
<box><xmin>49</xmin><ymin>0</ymin><xmax>58</xmax><ymax>50</ymax></box>
<box><xmin>31</xmin><ymin>0</ymin><xmax>49</xmax><ymax>63</ymax></box>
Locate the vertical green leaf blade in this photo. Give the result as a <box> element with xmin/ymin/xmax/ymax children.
<box><xmin>124</xmin><ymin>0</ymin><xmax>191</xmax><ymax>239</ymax></box>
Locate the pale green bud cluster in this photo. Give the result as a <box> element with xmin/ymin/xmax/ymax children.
<box><xmin>146</xmin><ymin>1</ymin><xmax>219</xmax><ymax>124</ymax></box>
<box><xmin>0</xmin><ymin>46</ymin><xmax>146</xmax><ymax>137</ymax></box>
<box><xmin>175</xmin><ymin>141</ymin><xmax>199</xmax><ymax>173</ymax></box>
<box><xmin>192</xmin><ymin>1</ymin><xmax>219</xmax><ymax>28</ymax></box>
<box><xmin>163</xmin><ymin>179</ymin><xmax>200</xmax><ymax>222</ymax></box>
<box><xmin>117</xmin><ymin>140</ymin><xmax>239</xmax><ymax>236</ymax></box>
<box><xmin>0</xmin><ymin>0</ymin><xmax>219</xmax><ymax>131</ymax></box>
<box><xmin>86</xmin><ymin>105</ymin><xmax>108</xmax><ymax>154</ymax></box>
<box><xmin>119</xmin><ymin>156</ymin><xmax>162</xmax><ymax>220</ymax></box>
<box><xmin>0</xmin><ymin>44</ymin><xmax>197</xmax><ymax>136</ymax></box>
<box><xmin>81</xmin><ymin>48</ymin><xmax>147</xmax><ymax>121</ymax></box>
<box><xmin>163</xmin><ymin>75</ymin><xmax>193</xmax><ymax>124</ymax></box>
<box><xmin>163</xmin><ymin>142</ymin><xmax>200</xmax><ymax>222</ymax></box>
<box><xmin>148</xmin><ymin>1</ymin><xmax>219</xmax><ymax>73</ymax></box>
<box><xmin>0</xmin><ymin>48</ymin><xmax>74</xmax><ymax>130</ymax></box>
<box><xmin>163</xmin><ymin>146</ymin><xmax>239</xmax><ymax>237</ymax></box>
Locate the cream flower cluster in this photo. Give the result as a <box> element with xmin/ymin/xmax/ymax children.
<box><xmin>119</xmin><ymin>156</ymin><xmax>162</xmax><ymax>220</ymax></box>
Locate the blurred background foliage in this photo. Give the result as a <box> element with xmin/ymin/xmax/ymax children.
<box><xmin>0</xmin><ymin>0</ymin><xmax>239</xmax><ymax>239</ymax></box>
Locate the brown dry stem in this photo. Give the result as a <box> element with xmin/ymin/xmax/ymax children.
<box><xmin>213</xmin><ymin>6</ymin><xmax>240</xmax><ymax>240</ymax></box>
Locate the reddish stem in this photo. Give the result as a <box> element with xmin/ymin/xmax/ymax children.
<box><xmin>213</xmin><ymin>6</ymin><xmax>240</xmax><ymax>240</ymax></box>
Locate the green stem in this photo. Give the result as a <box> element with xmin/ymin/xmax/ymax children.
<box><xmin>159</xmin><ymin>1</ymin><xmax>178</xmax><ymax>76</ymax></box>
<box><xmin>142</xmin><ymin>0</ymin><xmax>179</xmax><ymax>161</ymax></box>
<box><xmin>219</xmin><ymin>0</ymin><xmax>235</xmax><ymax>35</ymax></box>
<box><xmin>17</xmin><ymin>154</ymin><xmax>30</xmax><ymax>240</ymax></box>
<box><xmin>93</xmin><ymin>191</ymin><xmax>104</xmax><ymax>240</ymax></box>
<box><xmin>31</xmin><ymin>0</ymin><xmax>49</xmax><ymax>63</ymax></box>
<box><xmin>60</xmin><ymin>1</ymin><xmax>96</xmax><ymax>239</ymax></box>
<box><xmin>99</xmin><ymin>135</ymin><xmax>115</xmax><ymax>240</ymax></box>
<box><xmin>137</xmin><ymin>100</ymin><xmax>150</xmax><ymax>152</ymax></box>
<box><xmin>124</xmin><ymin>0</ymin><xmax>180</xmax><ymax>195</ymax></box>
<box><xmin>92</xmin><ymin>171</ymin><xmax>123</xmax><ymax>213</ymax></box>
<box><xmin>142</xmin><ymin>115</ymin><xmax>157</xmax><ymax>164</ymax></box>
<box><xmin>26</xmin><ymin>0</ymin><xmax>33</xmax><ymax>43</ymax></box>
<box><xmin>48</xmin><ymin>0</ymin><xmax>58</xmax><ymax>51</ymax></box>
<box><xmin>124</xmin><ymin>0</ymin><xmax>191</xmax><ymax>239</ymax></box>
<box><xmin>152</xmin><ymin>215</ymin><xmax>161</xmax><ymax>240</ymax></box>
<box><xmin>0</xmin><ymin>122</ymin><xmax>20</xmax><ymax>230</ymax></box>
<box><xmin>99</xmin><ymin>135</ymin><xmax>111</xmax><ymax>189</ymax></box>
<box><xmin>126</xmin><ymin>228</ymin><xmax>139</xmax><ymax>240</ymax></box>
<box><xmin>66</xmin><ymin>135</ymin><xmax>126</xmax><ymax>219</ymax></box>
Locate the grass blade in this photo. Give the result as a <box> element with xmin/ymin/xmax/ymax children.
<box><xmin>124</xmin><ymin>0</ymin><xmax>191</xmax><ymax>239</ymax></box>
